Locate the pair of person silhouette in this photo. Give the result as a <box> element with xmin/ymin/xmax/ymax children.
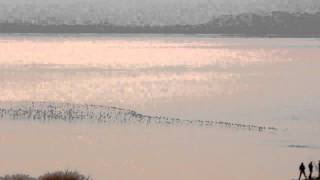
<box><xmin>299</xmin><ymin>161</ymin><xmax>320</xmax><ymax>180</ymax></box>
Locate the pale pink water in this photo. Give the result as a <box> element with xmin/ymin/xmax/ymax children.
<box><xmin>0</xmin><ymin>34</ymin><xmax>319</xmax><ymax>179</ymax></box>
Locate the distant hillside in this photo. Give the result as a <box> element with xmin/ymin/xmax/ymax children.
<box><xmin>0</xmin><ymin>101</ymin><xmax>276</xmax><ymax>132</ymax></box>
<box><xmin>201</xmin><ymin>11</ymin><xmax>320</xmax><ymax>36</ymax></box>
<box><xmin>1</xmin><ymin>0</ymin><xmax>320</xmax><ymax>26</ymax></box>
<box><xmin>0</xmin><ymin>11</ymin><xmax>319</xmax><ymax>36</ymax></box>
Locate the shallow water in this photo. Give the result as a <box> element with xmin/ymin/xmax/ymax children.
<box><xmin>0</xmin><ymin>120</ymin><xmax>318</xmax><ymax>180</ymax></box>
<box><xmin>0</xmin><ymin>34</ymin><xmax>319</xmax><ymax>179</ymax></box>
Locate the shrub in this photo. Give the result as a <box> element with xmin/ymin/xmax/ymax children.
<box><xmin>0</xmin><ymin>174</ymin><xmax>36</xmax><ymax>180</ymax></box>
<box><xmin>0</xmin><ymin>171</ymin><xmax>91</xmax><ymax>180</ymax></box>
<box><xmin>38</xmin><ymin>170</ymin><xmax>92</xmax><ymax>180</ymax></box>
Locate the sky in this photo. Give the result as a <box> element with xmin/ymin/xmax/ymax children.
<box><xmin>0</xmin><ymin>0</ymin><xmax>320</xmax><ymax>25</ymax></box>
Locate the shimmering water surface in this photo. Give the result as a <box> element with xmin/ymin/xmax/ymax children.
<box><xmin>0</xmin><ymin>34</ymin><xmax>319</xmax><ymax>180</ymax></box>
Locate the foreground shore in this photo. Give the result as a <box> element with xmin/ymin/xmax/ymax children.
<box><xmin>2</xmin><ymin>172</ymin><xmax>320</xmax><ymax>180</ymax></box>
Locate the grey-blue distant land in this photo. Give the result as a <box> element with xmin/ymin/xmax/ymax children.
<box><xmin>0</xmin><ymin>0</ymin><xmax>320</xmax><ymax>36</ymax></box>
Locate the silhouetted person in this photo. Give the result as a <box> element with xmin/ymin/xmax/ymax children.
<box><xmin>299</xmin><ymin>162</ymin><xmax>307</xmax><ymax>180</ymax></box>
<box><xmin>318</xmin><ymin>161</ymin><xmax>320</xmax><ymax>178</ymax></box>
<box><xmin>308</xmin><ymin>161</ymin><xmax>313</xmax><ymax>179</ymax></box>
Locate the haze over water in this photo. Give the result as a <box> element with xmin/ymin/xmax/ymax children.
<box><xmin>0</xmin><ymin>34</ymin><xmax>319</xmax><ymax>180</ymax></box>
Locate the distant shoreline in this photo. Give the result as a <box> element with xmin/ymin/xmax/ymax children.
<box><xmin>0</xmin><ymin>32</ymin><xmax>319</xmax><ymax>38</ymax></box>
<box><xmin>1</xmin><ymin>11</ymin><xmax>320</xmax><ymax>37</ymax></box>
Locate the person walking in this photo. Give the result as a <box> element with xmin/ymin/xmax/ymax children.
<box><xmin>308</xmin><ymin>161</ymin><xmax>313</xmax><ymax>179</ymax></box>
<box><xmin>318</xmin><ymin>161</ymin><xmax>320</xmax><ymax>178</ymax></box>
<box><xmin>299</xmin><ymin>162</ymin><xmax>307</xmax><ymax>180</ymax></box>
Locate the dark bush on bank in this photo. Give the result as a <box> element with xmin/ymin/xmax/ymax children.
<box><xmin>0</xmin><ymin>171</ymin><xmax>92</xmax><ymax>180</ymax></box>
<box><xmin>39</xmin><ymin>170</ymin><xmax>91</xmax><ymax>180</ymax></box>
<box><xmin>0</xmin><ymin>174</ymin><xmax>36</xmax><ymax>180</ymax></box>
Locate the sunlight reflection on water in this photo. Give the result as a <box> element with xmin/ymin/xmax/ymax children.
<box><xmin>0</xmin><ymin>34</ymin><xmax>320</xmax><ymax>180</ymax></box>
<box><xmin>0</xmin><ymin>35</ymin><xmax>319</xmax><ymax>125</ymax></box>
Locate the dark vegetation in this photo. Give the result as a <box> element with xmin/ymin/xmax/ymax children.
<box><xmin>0</xmin><ymin>11</ymin><xmax>319</xmax><ymax>36</ymax></box>
<box><xmin>0</xmin><ymin>170</ymin><xmax>91</xmax><ymax>180</ymax></box>
<box><xmin>0</xmin><ymin>174</ymin><xmax>36</xmax><ymax>180</ymax></box>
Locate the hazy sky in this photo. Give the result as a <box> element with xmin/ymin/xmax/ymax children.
<box><xmin>1</xmin><ymin>0</ymin><xmax>320</xmax><ymax>25</ymax></box>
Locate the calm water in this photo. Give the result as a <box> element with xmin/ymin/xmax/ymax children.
<box><xmin>0</xmin><ymin>34</ymin><xmax>319</xmax><ymax>179</ymax></box>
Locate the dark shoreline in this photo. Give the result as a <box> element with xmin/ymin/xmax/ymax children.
<box><xmin>1</xmin><ymin>11</ymin><xmax>319</xmax><ymax>37</ymax></box>
<box><xmin>0</xmin><ymin>32</ymin><xmax>319</xmax><ymax>38</ymax></box>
